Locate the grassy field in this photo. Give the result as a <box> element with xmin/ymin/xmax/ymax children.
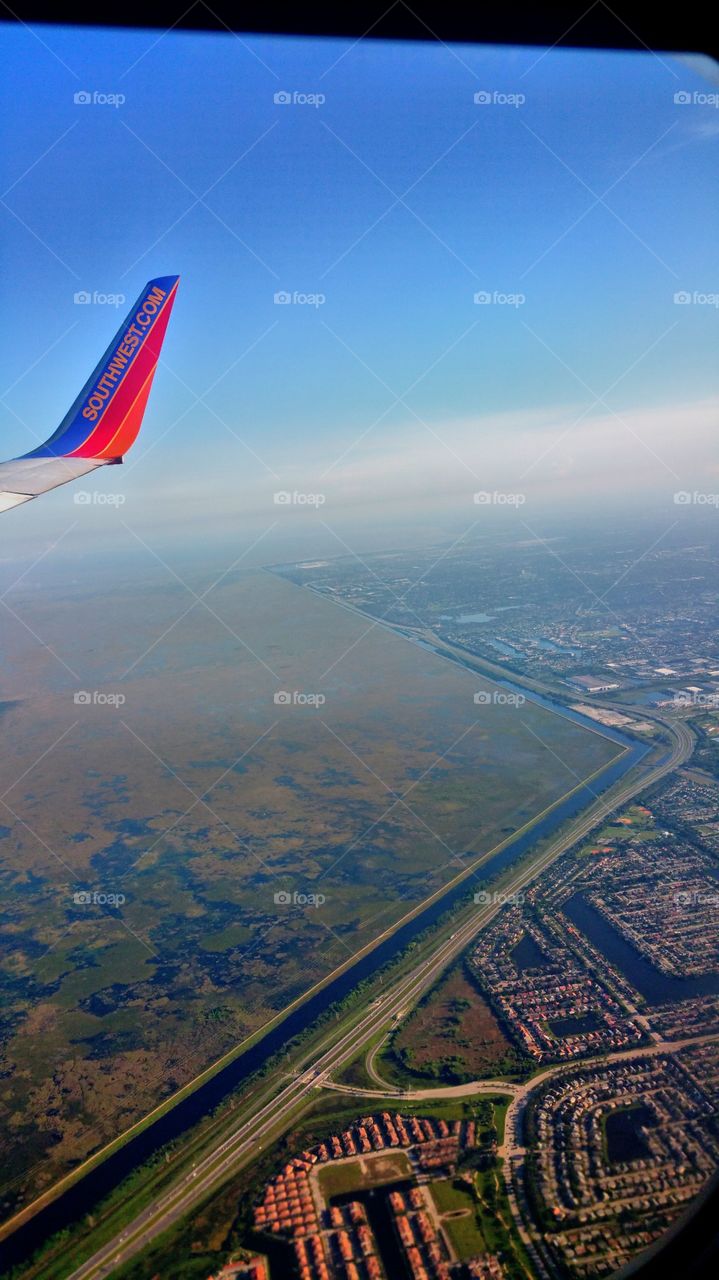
<box><xmin>429</xmin><ymin>1177</ymin><xmax>486</xmax><ymax>1255</ymax></box>
<box><xmin>575</xmin><ymin>804</ymin><xmax>661</xmax><ymax>856</ymax></box>
<box><xmin>381</xmin><ymin>959</ymin><xmax>529</xmax><ymax>1086</ymax></box>
<box><xmin>428</xmin><ymin>1166</ymin><xmax>535</xmax><ymax>1278</ymax></box>
<box><xmin>476</xmin><ymin>1165</ymin><xmax>535</xmax><ymax>1277</ymax></box>
<box><xmin>319</xmin><ymin>1151</ymin><xmax>411</xmax><ymax>1197</ymax></box>
<box><xmin>469</xmin><ymin>1094</ymin><xmax>511</xmax><ymax>1147</ymax></box>
<box><xmin>424</xmin><ymin>1094</ymin><xmax>534</xmax><ymax>1277</ymax></box>
<box><xmin>1</xmin><ymin>566</ymin><xmax>622</xmax><ymax>1210</ymax></box>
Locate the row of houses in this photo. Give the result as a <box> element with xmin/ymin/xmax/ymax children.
<box><xmin>387</xmin><ymin>1183</ymin><xmax>452</xmax><ymax>1280</ymax></box>
<box><xmin>252</xmin><ymin>1112</ymin><xmax>477</xmax><ymax>1279</ymax></box>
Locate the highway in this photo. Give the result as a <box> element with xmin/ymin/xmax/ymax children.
<box><xmin>61</xmin><ymin>710</ymin><xmax>692</xmax><ymax>1280</ymax></box>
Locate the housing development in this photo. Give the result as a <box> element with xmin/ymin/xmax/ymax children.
<box><xmin>523</xmin><ymin>1044</ymin><xmax>719</xmax><ymax>1276</ymax></box>
<box><xmin>253</xmin><ymin>1112</ymin><xmax>480</xmax><ymax>1280</ymax></box>
<box><xmin>236</xmin><ymin>782</ymin><xmax>718</xmax><ymax>1280</ymax></box>
<box><xmin>232</xmin><ymin>528</ymin><xmax>718</xmax><ymax>1280</ymax></box>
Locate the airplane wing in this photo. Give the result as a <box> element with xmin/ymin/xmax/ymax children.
<box><xmin>0</xmin><ymin>274</ymin><xmax>179</xmax><ymax>513</ymax></box>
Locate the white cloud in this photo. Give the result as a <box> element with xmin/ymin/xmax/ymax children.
<box><xmin>113</xmin><ymin>395</ymin><xmax>719</xmax><ymax>536</ymax></box>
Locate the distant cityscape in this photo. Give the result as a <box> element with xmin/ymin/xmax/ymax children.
<box><xmin>277</xmin><ymin>526</ymin><xmax>719</xmax><ymax>716</ymax></box>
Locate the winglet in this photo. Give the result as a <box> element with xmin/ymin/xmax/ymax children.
<box><xmin>24</xmin><ymin>275</ymin><xmax>180</xmax><ymax>462</ymax></box>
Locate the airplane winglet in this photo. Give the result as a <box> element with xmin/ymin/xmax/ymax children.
<box><xmin>0</xmin><ymin>276</ymin><xmax>179</xmax><ymax>512</ymax></box>
<box><xmin>25</xmin><ymin>275</ymin><xmax>180</xmax><ymax>462</ymax></box>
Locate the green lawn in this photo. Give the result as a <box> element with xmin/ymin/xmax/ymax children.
<box><xmin>474</xmin><ymin>1164</ymin><xmax>536</xmax><ymax>1278</ymax></box>
<box><xmin>494</xmin><ymin>1098</ymin><xmax>510</xmax><ymax>1146</ymax></box>
<box><xmin>428</xmin><ymin>1178</ymin><xmax>486</xmax><ymax>1256</ymax></box>
<box><xmin>318</xmin><ymin>1151</ymin><xmax>411</xmax><ymax>1197</ymax></box>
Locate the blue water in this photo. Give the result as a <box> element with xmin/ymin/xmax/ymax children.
<box><xmin>534</xmin><ymin>637</ymin><xmax>581</xmax><ymax>656</ymax></box>
<box><xmin>605</xmin><ymin>1104</ymin><xmax>655</xmax><ymax>1163</ymax></box>
<box><xmin>446</xmin><ymin>605</ymin><xmax>525</xmax><ymax>625</ymax></box>
<box><xmin>487</xmin><ymin>637</ymin><xmax>523</xmax><ymax>657</ymax></box>
<box><xmin>511</xmin><ymin>933</ymin><xmax>550</xmax><ymax>971</ymax></box>
<box><xmin>563</xmin><ymin>892</ymin><xmax>719</xmax><ymax>1004</ymax></box>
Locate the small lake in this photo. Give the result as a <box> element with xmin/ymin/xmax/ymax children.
<box><xmin>534</xmin><ymin>638</ymin><xmax>581</xmax><ymax>656</ymax></box>
<box><xmin>487</xmin><ymin>637</ymin><xmax>523</xmax><ymax>657</ymax></box>
<box><xmin>605</xmin><ymin>1103</ymin><xmax>655</xmax><ymax>1164</ymax></box>
<box><xmin>549</xmin><ymin>1012</ymin><xmax>603</xmax><ymax>1037</ymax></box>
<box><xmin>511</xmin><ymin>933</ymin><xmax>550</xmax><ymax>972</ymax></box>
<box><xmin>563</xmin><ymin>892</ymin><xmax>719</xmax><ymax>1004</ymax></box>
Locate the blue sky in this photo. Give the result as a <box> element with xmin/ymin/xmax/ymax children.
<box><xmin>0</xmin><ymin>25</ymin><xmax>717</xmax><ymax>556</ymax></box>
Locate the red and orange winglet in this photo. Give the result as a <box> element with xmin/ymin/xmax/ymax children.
<box><xmin>25</xmin><ymin>275</ymin><xmax>179</xmax><ymax>462</ymax></box>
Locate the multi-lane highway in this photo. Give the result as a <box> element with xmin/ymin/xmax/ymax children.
<box><xmin>59</xmin><ymin>711</ymin><xmax>692</xmax><ymax>1280</ymax></box>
